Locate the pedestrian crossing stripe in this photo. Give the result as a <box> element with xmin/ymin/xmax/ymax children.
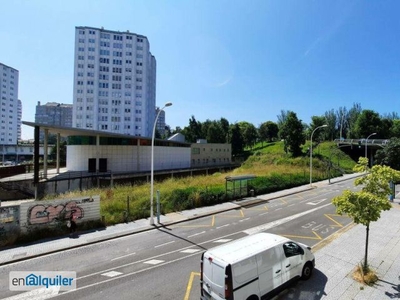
<box><xmin>213</xmin><ymin>239</ymin><xmax>232</xmax><ymax>243</ymax></box>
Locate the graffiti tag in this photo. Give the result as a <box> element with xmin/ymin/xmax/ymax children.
<box><xmin>28</xmin><ymin>201</ymin><xmax>84</xmax><ymax>225</ymax></box>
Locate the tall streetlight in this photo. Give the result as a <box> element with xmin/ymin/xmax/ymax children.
<box><xmin>310</xmin><ymin>124</ymin><xmax>328</xmax><ymax>186</ymax></box>
<box><xmin>150</xmin><ymin>102</ymin><xmax>172</xmax><ymax>225</ymax></box>
<box><xmin>365</xmin><ymin>132</ymin><xmax>377</xmax><ymax>159</ymax></box>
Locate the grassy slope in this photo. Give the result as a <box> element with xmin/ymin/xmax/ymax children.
<box><xmin>44</xmin><ymin>141</ymin><xmax>356</xmax><ymax>225</ymax></box>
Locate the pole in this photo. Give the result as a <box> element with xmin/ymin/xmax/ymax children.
<box><xmin>150</xmin><ymin>102</ymin><xmax>172</xmax><ymax>225</ymax></box>
<box><xmin>156</xmin><ymin>190</ymin><xmax>160</xmax><ymax>224</ymax></box>
<box><xmin>310</xmin><ymin>125</ymin><xmax>327</xmax><ymax>186</ymax></box>
<box><xmin>365</xmin><ymin>133</ymin><xmax>377</xmax><ymax>166</ymax></box>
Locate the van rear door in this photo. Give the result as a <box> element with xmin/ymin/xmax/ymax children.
<box><xmin>202</xmin><ymin>253</ymin><xmax>227</xmax><ymax>300</ymax></box>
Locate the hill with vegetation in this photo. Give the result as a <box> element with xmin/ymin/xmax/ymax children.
<box><xmin>43</xmin><ymin>140</ymin><xmax>356</xmax><ymax>226</ymax></box>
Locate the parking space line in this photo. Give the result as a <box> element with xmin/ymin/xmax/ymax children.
<box><xmin>283</xmin><ymin>231</ymin><xmax>322</xmax><ymax>240</ymax></box>
<box><xmin>184</xmin><ymin>272</ymin><xmax>200</xmax><ymax>300</ymax></box>
<box><xmin>324</xmin><ymin>214</ymin><xmax>344</xmax><ymax>227</ymax></box>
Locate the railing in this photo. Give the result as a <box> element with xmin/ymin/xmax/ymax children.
<box><xmin>334</xmin><ymin>139</ymin><xmax>390</xmax><ymax>146</ymax></box>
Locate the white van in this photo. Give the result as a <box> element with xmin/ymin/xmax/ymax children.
<box><xmin>200</xmin><ymin>233</ymin><xmax>315</xmax><ymax>300</ymax></box>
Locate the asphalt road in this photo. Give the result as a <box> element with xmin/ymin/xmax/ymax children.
<box><xmin>0</xmin><ymin>179</ymin><xmax>359</xmax><ymax>300</ymax></box>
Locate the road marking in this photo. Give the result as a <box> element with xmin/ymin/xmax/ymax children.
<box><xmin>155</xmin><ymin>241</ymin><xmax>175</xmax><ymax>248</ymax></box>
<box><xmin>2</xmin><ymin>286</ymin><xmax>60</xmax><ymax>300</ymax></box>
<box><xmin>259</xmin><ymin>212</ymin><xmax>269</xmax><ymax>216</ymax></box>
<box><xmin>288</xmin><ymin>204</ymin><xmax>295</xmax><ymax>207</ymax></box>
<box><xmin>307</xmin><ymin>198</ymin><xmax>327</xmax><ymax>205</ymax></box>
<box><xmin>188</xmin><ymin>231</ymin><xmax>205</xmax><ymax>238</ymax></box>
<box><xmin>219</xmin><ymin>210</ymin><xmax>244</xmax><ymax>218</ymax></box>
<box><xmin>275</xmin><ymin>208</ymin><xmax>282</xmax><ymax>211</ymax></box>
<box><xmin>144</xmin><ymin>259</ymin><xmax>164</xmax><ymax>265</ymax></box>
<box><xmin>324</xmin><ymin>214</ymin><xmax>344</xmax><ymax>227</ymax></box>
<box><xmin>111</xmin><ymin>252</ymin><xmax>137</xmax><ymax>261</ymax></box>
<box><xmin>244</xmin><ymin>203</ymin><xmax>332</xmax><ymax>235</ymax></box>
<box><xmin>181</xmin><ymin>249</ymin><xmax>201</xmax><ymax>254</ymax></box>
<box><xmin>283</xmin><ymin>231</ymin><xmax>322</xmax><ymax>240</ymax></box>
<box><xmin>239</xmin><ymin>218</ymin><xmax>250</xmax><ymax>222</ymax></box>
<box><xmin>101</xmin><ymin>271</ymin><xmax>123</xmax><ymax>277</ymax></box>
<box><xmin>280</xmin><ymin>199</ymin><xmax>287</xmax><ymax>204</ymax></box>
<box><xmin>216</xmin><ymin>224</ymin><xmax>230</xmax><ymax>229</ymax></box>
<box><xmin>184</xmin><ymin>272</ymin><xmax>200</xmax><ymax>300</ymax></box>
<box><xmin>213</xmin><ymin>239</ymin><xmax>232</xmax><ymax>243</ymax></box>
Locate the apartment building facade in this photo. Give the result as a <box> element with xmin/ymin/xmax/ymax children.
<box><xmin>72</xmin><ymin>26</ymin><xmax>156</xmax><ymax>137</ymax></box>
<box><xmin>0</xmin><ymin>63</ymin><xmax>21</xmax><ymax>145</ymax></box>
<box><xmin>35</xmin><ymin>101</ymin><xmax>73</xmax><ymax>141</ymax></box>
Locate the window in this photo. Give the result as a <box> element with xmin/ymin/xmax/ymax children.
<box><xmin>283</xmin><ymin>242</ymin><xmax>303</xmax><ymax>258</ymax></box>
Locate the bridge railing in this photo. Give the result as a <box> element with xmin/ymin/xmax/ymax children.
<box><xmin>334</xmin><ymin>139</ymin><xmax>390</xmax><ymax>146</ymax></box>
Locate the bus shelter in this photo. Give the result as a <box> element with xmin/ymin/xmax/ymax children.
<box><xmin>225</xmin><ymin>174</ymin><xmax>256</xmax><ymax>200</ymax></box>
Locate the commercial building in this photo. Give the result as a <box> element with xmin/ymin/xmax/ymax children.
<box><xmin>72</xmin><ymin>26</ymin><xmax>156</xmax><ymax>137</ymax></box>
<box><xmin>0</xmin><ymin>63</ymin><xmax>21</xmax><ymax>145</ymax></box>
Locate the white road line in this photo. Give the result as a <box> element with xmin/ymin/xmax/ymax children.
<box><xmin>154</xmin><ymin>241</ymin><xmax>175</xmax><ymax>248</ymax></box>
<box><xmin>239</xmin><ymin>218</ymin><xmax>250</xmax><ymax>222</ymax></box>
<box><xmin>275</xmin><ymin>208</ymin><xmax>282</xmax><ymax>211</ymax></box>
<box><xmin>216</xmin><ymin>224</ymin><xmax>230</xmax><ymax>229</ymax></box>
<box><xmin>187</xmin><ymin>231</ymin><xmax>205</xmax><ymax>238</ymax></box>
<box><xmin>307</xmin><ymin>198</ymin><xmax>327</xmax><ymax>205</ymax></box>
<box><xmin>2</xmin><ymin>286</ymin><xmax>60</xmax><ymax>300</ymax></box>
<box><xmin>244</xmin><ymin>203</ymin><xmax>332</xmax><ymax>235</ymax></box>
<box><xmin>111</xmin><ymin>252</ymin><xmax>136</xmax><ymax>261</ymax></box>
<box><xmin>259</xmin><ymin>212</ymin><xmax>269</xmax><ymax>216</ymax></box>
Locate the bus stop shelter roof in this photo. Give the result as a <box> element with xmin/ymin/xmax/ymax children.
<box><xmin>225</xmin><ymin>174</ymin><xmax>256</xmax><ymax>182</ymax></box>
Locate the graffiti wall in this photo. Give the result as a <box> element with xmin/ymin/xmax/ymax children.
<box><xmin>0</xmin><ymin>205</ymin><xmax>20</xmax><ymax>236</ymax></box>
<box><xmin>19</xmin><ymin>196</ymin><xmax>100</xmax><ymax>231</ymax></box>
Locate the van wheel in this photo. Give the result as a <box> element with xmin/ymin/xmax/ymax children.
<box><xmin>301</xmin><ymin>262</ymin><xmax>313</xmax><ymax>280</ymax></box>
<box><xmin>246</xmin><ymin>295</ymin><xmax>259</xmax><ymax>300</ymax></box>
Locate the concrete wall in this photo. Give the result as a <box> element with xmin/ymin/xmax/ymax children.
<box><xmin>67</xmin><ymin>145</ymin><xmax>191</xmax><ymax>172</ymax></box>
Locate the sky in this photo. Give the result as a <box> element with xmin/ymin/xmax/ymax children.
<box><xmin>1</xmin><ymin>0</ymin><xmax>400</xmax><ymax>139</ymax></box>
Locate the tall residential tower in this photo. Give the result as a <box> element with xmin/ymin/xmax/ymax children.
<box><xmin>72</xmin><ymin>26</ymin><xmax>156</xmax><ymax>137</ymax></box>
<box><xmin>0</xmin><ymin>63</ymin><xmax>21</xmax><ymax>144</ymax></box>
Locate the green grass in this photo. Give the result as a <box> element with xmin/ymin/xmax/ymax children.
<box><xmin>42</xmin><ymin>141</ymin><xmax>356</xmax><ymax>226</ymax></box>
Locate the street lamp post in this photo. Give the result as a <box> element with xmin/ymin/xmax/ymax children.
<box><xmin>150</xmin><ymin>102</ymin><xmax>172</xmax><ymax>225</ymax></box>
<box><xmin>365</xmin><ymin>132</ymin><xmax>377</xmax><ymax>160</ymax></box>
<box><xmin>310</xmin><ymin>124</ymin><xmax>327</xmax><ymax>186</ymax></box>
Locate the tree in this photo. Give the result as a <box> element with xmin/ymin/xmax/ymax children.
<box><xmin>332</xmin><ymin>157</ymin><xmax>400</xmax><ymax>271</ymax></box>
<box><xmin>219</xmin><ymin>118</ymin><xmax>230</xmax><ymax>143</ymax></box>
<box><xmin>259</xmin><ymin>121</ymin><xmax>279</xmax><ymax>144</ymax></box>
<box><xmin>390</xmin><ymin>119</ymin><xmax>400</xmax><ymax>138</ymax></box>
<box><xmin>181</xmin><ymin>116</ymin><xmax>202</xmax><ymax>143</ymax></box>
<box><xmin>309</xmin><ymin>116</ymin><xmax>326</xmax><ymax>142</ymax></box>
<box><xmin>324</xmin><ymin>109</ymin><xmax>337</xmax><ymax>141</ymax></box>
<box><xmin>230</xmin><ymin>123</ymin><xmax>244</xmax><ymax>156</ymax></box>
<box><xmin>346</xmin><ymin>103</ymin><xmax>362</xmax><ymax>138</ymax></box>
<box><xmin>375</xmin><ymin>137</ymin><xmax>400</xmax><ymax>170</ymax></box>
<box><xmin>279</xmin><ymin>111</ymin><xmax>305</xmax><ymax>156</ymax></box>
<box><xmin>353</xmin><ymin>109</ymin><xmax>382</xmax><ymax>138</ymax></box>
<box><xmin>50</xmin><ymin>141</ymin><xmax>67</xmax><ymax>163</ymax></box>
<box><xmin>238</xmin><ymin>121</ymin><xmax>258</xmax><ymax>149</ymax></box>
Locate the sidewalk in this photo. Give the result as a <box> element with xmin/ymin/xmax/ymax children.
<box><xmin>1</xmin><ymin>173</ymin><xmax>400</xmax><ymax>299</ymax></box>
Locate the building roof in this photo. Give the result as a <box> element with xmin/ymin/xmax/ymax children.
<box><xmin>22</xmin><ymin>121</ymin><xmax>190</xmax><ymax>146</ymax></box>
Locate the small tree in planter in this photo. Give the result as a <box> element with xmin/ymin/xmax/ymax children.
<box><xmin>332</xmin><ymin>157</ymin><xmax>400</xmax><ymax>276</ymax></box>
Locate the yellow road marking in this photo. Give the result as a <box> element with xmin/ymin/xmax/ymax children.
<box><xmin>246</xmin><ymin>205</ymin><xmax>268</xmax><ymax>211</ymax></box>
<box><xmin>324</xmin><ymin>214</ymin><xmax>344</xmax><ymax>227</ymax></box>
<box><xmin>218</xmin><ymin>209</ymin><xmax>244</xmax><ymax>218</ymax></box>
<box><xmin>184</xmin><ymin>272</ymin><xmax>200</xmax><ymax>300</ymax></box>
<box><xmin>280</xmin><ymin>199</ymin><xmax>287</xmax><ymax>204</ymax></box>
<box><xmin>283</xmin><ymin>231</ymin><xmax>322</xmax><ymax>240</ymax></box>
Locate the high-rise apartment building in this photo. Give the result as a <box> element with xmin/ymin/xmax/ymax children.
<box><xmin>72</xmin><ymin>26</ymin><xmax>156</xmax><ymax>137</ymax></box>
<box><xmin>0</xmin><ymin>63</ymin><xmax>20</xmax><ymax>144</ymax></box>
<box><xmin>155</xmin><ymin>107</ymin><xmax>166</xmax><ymax>136</ymax></box>
<box><xmin>35</xmin><ymin>101</ymin><xmax>73</xmax><ymax>141</ymax></box>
